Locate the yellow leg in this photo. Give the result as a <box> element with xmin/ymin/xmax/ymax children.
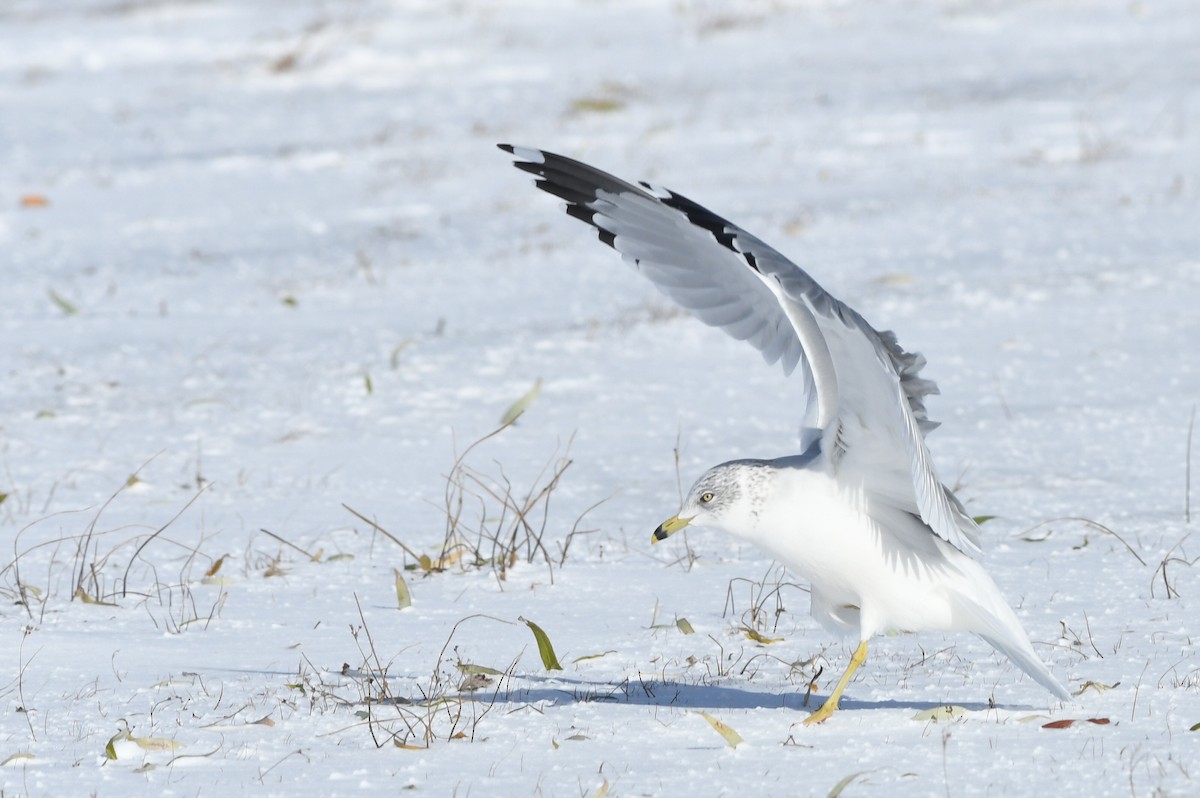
<box><xmin>803</xmin><ymin>639</ymin><xmax>869</xmax><ymax>725</ymax></box>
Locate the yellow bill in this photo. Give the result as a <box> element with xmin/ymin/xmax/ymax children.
<box><xmin>651</xmin><ymin>514</ymin><xmax>692</xmax><ymax>543</ymax></box>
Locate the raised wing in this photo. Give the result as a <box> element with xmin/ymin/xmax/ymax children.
<box><xmin>500</xmin><ymin>144</ymin><xmax>981</xmax><ymax>556</ymax></box>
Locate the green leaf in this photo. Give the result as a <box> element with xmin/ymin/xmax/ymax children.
<box><xmin>393</xmin><ymin>568</ymin><xmax>412</xmax><ymax>610</ymax></box>
<box><xmin>1190</xmin><ymin>721</ymin><xmax>1200</xmax><ymax>732</ymax></box>
<box><xmin>697</xmin><ymin>711</ymin><xmax>743</xmax><ymax>748</ymax></box>
<box><xmin>389</xmin><ymin>339</ymin><xmax>414</xmax><ymax>369</ymax></box>
<box><xmin>827</xmin><ymin>771</ymin><xmax>872</xmax><ymax>798</ymax></box>
<box><xmin>48</xmin><ymin>289</ymin><xmax>78</xmax><ymax>316</ymax></box>
<box><xmin>571</xmin><ymin>651</ymin><xmax>615</xmax><ymax>664</ymax></box>
<box><xmin>500</xmin><ymin>378</ymin><xmax>542</xmax><ymax>426</ymax></box>
<box><xmin>105</xmin><ymin>730</ymin><xmax>130</xmax><ymax>760</ymax></box>
<box><xmin>519</xmin><ymin>616</ymin><xmax>563</xmax><ymax>671</ymax></box>
<box><xmin>364</xmin><ymin>372</ymin><xmax>373</xmax><ymax>395</ymax></box>
<box><xmin>676</xmin><ymin>618</ymin><xmax>695</xmax><ymax>635</ymax></box>
<box><xmin>972</xmin><ymin>515</ymin><xmax>997</xmax><ymax>525</ymax></box>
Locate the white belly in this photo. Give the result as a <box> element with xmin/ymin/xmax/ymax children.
<box><xmin>744</xmin><ymin>468</ymin><xmax>974</xmax><ymax>638</ymax></box>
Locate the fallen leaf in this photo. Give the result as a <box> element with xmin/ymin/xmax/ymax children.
<box><xmin>1073</xmin><ymin>680</ymin><xmax>1119</xmax><ymax>696</ymax></box>
<box><xmin>741</xmin><ymin>627</ymin><xmax>783</xmax><ymax>644</ymax></box>
<box><xmin>20</xmin><ymin>194</ymin><xmax>49</xmax><ymax>207</ymax></box>
<box><xmin>48</xmin><ymin>289</ymin><xmax>78</xmax><ymax>316</ymax></box>
<box><xmin>1042</xmin><ymin>717</ymin><xmax>1111</xmax><ymax>729</ymax></box>
<box><xmin>570</xmin><ymin>97</ymin><xmax>625</xmax><ymax>114</ymax></box>
<box><xmin>74</xmin><ymin>588</ymin><xmax>118</xmax><ymax>607</ymax></box>
<box><xmin>697</xmin><ymin>711</ymin><xmax>743</xmax><ymax>749</ymax></box>
<box><xmin>457</xmin><ymin>662</ymin><xmax>504</xmax><ymax>676</ymax></box>
<box><xmin>911</xmin><ymin>705</ymin><xmax>967</xmax><ymax>722</ymax></box>
<box><xmin>827</xmin><ymin>770</ymin><xmax>872</xmax><ymax>798</ymax></box>
<box><xmin>132</xmin><ymin>735</ymin><xmax>183</xmax><ymax>752</ymax></box>
<box><xmin>1042</xmin><ymin>719</ymin><xmax>1077</xmax><ymax>729</ymax></box>
<box><xmin>676</xmin><ymin>618</ymin><xmax>695</xmax><ymax>635</ymax></box>
<box><xmin>393</xmin><ymin>568</ymin><xmax>412</xmax><ymax>609</ymax></box>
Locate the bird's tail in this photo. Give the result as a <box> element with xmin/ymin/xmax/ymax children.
<box><xmin>976</xmin><ymin>627</ymin><xmax>1072</xmax><ymax>701</ymax></box>
<box><xmin>954</xmin><ymin>569</ymin><xmax>1072</xmax><ymax>701</ymax></box>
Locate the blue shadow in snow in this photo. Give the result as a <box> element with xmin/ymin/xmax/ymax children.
<box><xmin>494</xmin><ymin>674</ymin><xmax>1005</xmax><ymax>715</ymax></box>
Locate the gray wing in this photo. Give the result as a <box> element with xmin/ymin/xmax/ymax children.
<box><xmin>500</xmin><ymin>144</ymin><xmax>981</xmax><ymax>556</ymax></box>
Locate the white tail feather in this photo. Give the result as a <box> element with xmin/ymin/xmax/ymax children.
<box><xmin>958</xmin><ymin>594</ymin><xmax>1072</xmax><ymax>701</ymax></box>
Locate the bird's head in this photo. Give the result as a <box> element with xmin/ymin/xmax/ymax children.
<box><xmin>651</xmin><ymin>461</ymin><xmax>770</xmax><ymax>544</ymax></box>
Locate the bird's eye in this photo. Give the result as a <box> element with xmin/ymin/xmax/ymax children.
<box><xmin>699</xmin><ymin>491</ymin><xmax>715</xmax><ymax>504</ymax></box>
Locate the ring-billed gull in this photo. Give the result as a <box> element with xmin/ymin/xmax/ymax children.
<box><xmin>500</xmin><ymin>144</ymin><xmax>1070</xmax><ymax>723</ymax></box>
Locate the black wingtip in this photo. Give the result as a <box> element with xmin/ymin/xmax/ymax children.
<box><xmin>497</xmin><ymin>143</ymin><xmax>515</xmax><ymax>154</ymax></box>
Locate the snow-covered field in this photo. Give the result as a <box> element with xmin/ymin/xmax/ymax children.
<box><xmin>3</xmin><ymin>1</ymin><xmax>1199</xmax><ymax>794</ymax></box>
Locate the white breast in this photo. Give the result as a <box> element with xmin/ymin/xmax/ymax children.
<box><xmin>741</xmin><ymin>465</ymin><xmax>975</xmax><ymax>638</ymax></box>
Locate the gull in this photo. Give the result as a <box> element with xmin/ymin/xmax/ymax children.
<box><xmin>500</xmin><ymin>144</ymin><xmax>1070</xmax><ymax>723</ymax></box>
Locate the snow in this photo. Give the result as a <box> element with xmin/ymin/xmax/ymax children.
<box><xmin>2</xmin><ymin>0</ymin><xmax>1199</xmax><ymax>795</ymax></box>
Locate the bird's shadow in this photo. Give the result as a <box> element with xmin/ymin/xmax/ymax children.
<box><xmin>194</xmin><ymin>665</ymin><xmax>1032</xmax><ymax>716</ymax></box>
<box><xmin>487</xmin><ymin>674</ymin><xmax>1011</xmax><ymax>715</ymax></box>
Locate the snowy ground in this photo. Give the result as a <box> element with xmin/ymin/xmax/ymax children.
<box><xmin>3</xmin><ymin>0</ymin><xmax>1199</xmax><ymax>795</ymax></box>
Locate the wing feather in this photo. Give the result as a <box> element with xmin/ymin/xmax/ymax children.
<box><xmin>501</xmin><ymin>144</ymin><xmax>981</xmax><ymax>556</ymax></box>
